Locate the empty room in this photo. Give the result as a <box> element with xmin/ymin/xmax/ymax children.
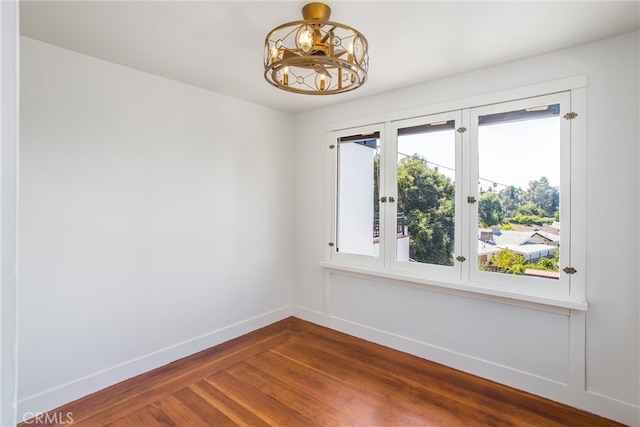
<box><xmin>1</xmin><ymin>1</ymin><xmax>639</xmax><ymax>426</ymax></box>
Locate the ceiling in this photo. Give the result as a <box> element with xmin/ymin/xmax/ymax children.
<box><xmin>19</xmin><ymin>1</ymin><xmax>640</xmax><ymax>114</ymax></box>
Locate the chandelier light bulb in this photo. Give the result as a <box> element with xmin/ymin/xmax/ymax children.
<box><xmin>315</xmin><ymin>73</ymin><xmax>331</xmax><ymax>91</ymax></box>
<box><xmin>296</xmin><ymin>25</ymin><xmax>314</xmax><ymax>53</ymax></box>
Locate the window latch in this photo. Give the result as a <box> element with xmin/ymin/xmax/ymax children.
<box><xmin>467</xmin><ymin>196</ymin><xmax>476</xmax><ymax>204</ymax></box>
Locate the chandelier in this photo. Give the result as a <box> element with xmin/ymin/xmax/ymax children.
<box><xmin>264</xmin><ymin>2</ymin><xmax>368</xmax><ymax>95</ymax></box>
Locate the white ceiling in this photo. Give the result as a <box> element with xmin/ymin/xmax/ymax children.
<box><xmin>19</xmin><ymin>1</ymin><xmax>640</xmax><ymax>114</ymax></box>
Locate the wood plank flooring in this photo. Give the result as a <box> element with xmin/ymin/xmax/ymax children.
<box><xmin>21</xmin><ymin>317</ymin><xmax>624</xmax><ymax>426</ymax></box>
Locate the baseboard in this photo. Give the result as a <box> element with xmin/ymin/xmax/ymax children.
<box><xmin>17</xmin><ymin>305</ymin><xmax>293</xmax><ymax>421</ymax></box>
<box><xmin>292</xmin><ymin>305</ymin><xmax>639</xmax><ymax>427</ymax></box>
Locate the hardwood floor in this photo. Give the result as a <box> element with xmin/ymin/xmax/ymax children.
<box><xmin>21</xmin><ymin>317</ymin><xmax>624</xmax><ymax>427</ymax></box>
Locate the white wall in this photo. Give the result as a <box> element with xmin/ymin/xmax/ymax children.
<box><xmin>293</xmin><ymin>31</ymin><xmax>639</xmax><ymax>425</ymax></box>
<box><xmin>18</xmin><ymin>37</ymin><xmax>294</xmax><ymax>417</ymax></box>
<box><xmin>16</xmin><ymin>28</ymin><xmax>639</xmax><ymax>426</ymax></box>
<box><xmin>0</xmin><ymin>1</ymin><xmax>19</xmax><ymax>425</ymax></box>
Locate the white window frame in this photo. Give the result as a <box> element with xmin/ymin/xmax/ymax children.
<box><xmin>322</xmin><ymin>77</ymin><xmax>587</xmax><ymax>311</ymax></box>
<box><xmin>327</xmin><ymin>123</ymin><xmax>386</xmax><ymax>269</ymax></box>
<box><xmin>466</xmin><ymin>92</ymin><xmax>572</xmax><ymax>298</ymax></box>
<box><xmin>387</xmin><ymin>111</ymin><xmax>464</xmax><ymax>282</ymax></box>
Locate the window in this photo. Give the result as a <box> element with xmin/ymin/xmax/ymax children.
<box><xmin>390</xmin><ymin>111</ymin><xmax>463</xmax><ymax>280</ymax></box>
<box><xmin>327</xmin><ymin>89</ymin><xmax>583</xmax><ymax>306</ymax></box>
<box><xmin>467</xmin><ymin>93</ymin><xmax>571</xmax><ymax>296</ymax></box>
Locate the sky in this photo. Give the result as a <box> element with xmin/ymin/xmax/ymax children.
<box><xmin>397</xmin><ymin>116</ymin><xmax>560</xmax><ymax>190</ymax></box>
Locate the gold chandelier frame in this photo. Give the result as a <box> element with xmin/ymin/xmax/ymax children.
<box><xmin>264</xmin><ymin>3</ymin><xmax>369</xmax><ymax>95</ymax></box>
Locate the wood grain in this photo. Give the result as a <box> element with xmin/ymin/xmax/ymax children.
<box><xmin>21</xmin><ymin>317</ymin><xmax>624</xmax><ymax>426</ymax></box>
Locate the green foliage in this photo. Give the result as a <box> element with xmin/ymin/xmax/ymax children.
<box><xmin>526</xmin><ymin>249</ymin><xmax>560</xmax><ymax>272</ymax></box>
<box><xmin>527</xmin><ymin>177</ymin><xmax>559</xmax><ymax>218</ymax></box>
<box><xmin>498</xmin><ymin>185</ymin><xmax>526</xmax><ymax>218</ymax></box>
<box><xmin>486</xmin><ymin>248</ymin><xmax>559</xmax><ymax>275</ymax></box>
<box><xmin>394</xmin><ymin>159</ymin><xmax>560</xmax><ymax>269</ymax></box>
<box><xmin>532</xmin><ymin>257</ymin><xmax>558</xmax><ymax>271</ymax></box>
<box><xmin>511</xmin><ymin>213</ymin><xmax>554</xmax><ymax>226</ymax></box>
<box><xmin>489</xmin><ymin>248</ymin><xmax>526</xmax><ymax>274</ymax></box>
<box><xmin>497</xmin><ymin>177</ymin><xmax>560</xmax><ymax>221</ymax></box>
<box><xmin>512</xmin><ymin>213</ymin><xmax>541</xmax><ymax>226</ymax></box>
<box><xmin>517</xmin><ymin>202</ymin><xmax>541</xmax><ymax>216</ymax></box>
<box><xmin>512</xmin><ymin>200</ymin><xmax>554</xmax><ymax>225</ymax></box>
<box><xmin>397</xmin><ymin>155</ymin><xmax>455</xmax><ymax>266</ymax></box>
<box><xmin>478</xmin><ymin>192</ymin><xmax>504</xmax><ymax>227</ymax></box>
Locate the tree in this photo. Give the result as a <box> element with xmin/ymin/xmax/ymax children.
<box><xmin>511</xmin><ymin>201</ymin><xmax>544</xmax><ymax>225</ymax></box>
<box><xmin>527</xmin><ymin>249</ymin><xmax>559</xmax><ymax>272</ymax></box>
<box><xmin>490</xmin><ymin>248</ymin><xmax>526</xmax><ymax>275</ymax></box>
<box><xmin>397</xmin><ymin>155</ymin><xmax>455</xmax><ymax>266</ymax></box>
<box><xmin>478</xmin><ymin>192</ymin><xmax>504</xmax><ymax>227</ymax></box>
<box><xmin>527</xmin><ymin>177</ymin><xmax>559</xmax><ymax>218</ymax></box>
<box><xmin>516</xmin><ymin>202</ymin><xmax>541</xmax><ymax>216</ymax></box>
<box><xmin>498</xmin><ymin>185</ymin><xmax>526</xmax><ymax>218</ymax></box>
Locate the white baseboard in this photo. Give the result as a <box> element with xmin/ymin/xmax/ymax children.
<box><xmin>292</xmin><ymin>305</ymin><xmax>639</xmax><ymax>427</ymax></box>
<box><xmin>17</xmin><ymin>305</ymin><xmax>292</xmax><ymax>422</ymax></box>
<box><xmin>18</xmin><ymin>305</ymin><xmax>638</xmax><ymax>427</ymax></box>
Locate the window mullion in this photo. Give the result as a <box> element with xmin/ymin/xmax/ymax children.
<box><xmin>460</xmin><ymin>108</ymin><xmax>472</xmax><ymax>282</ymax></box>
<box><xmin>467</xmin><ymin>106</ymin><xmax>482</xmax><ymax>281</ymax></box>
<box><xmin>382</xmin><ymin>122</ymin><xmax>396</xmax><ymax>268</ymax></box>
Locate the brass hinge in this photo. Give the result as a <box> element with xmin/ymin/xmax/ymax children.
<box><xmin>456</xmin><ymin>256</ymin><xmax>466</xmax><ymax>262</ymax></box>
<box><xmin>562</xmin><ymin>266</ymin><xmax>577</xmax><ymax>274</ymax></box>
<box><xmin>467</xmin><ymin>196</ymin><xmax>476</xmax><ymax>204</ymax></box>
<box><xmin>563</xmin><ymin>112</ymin><xmax>578</xmax><ymax>120</ymax></box>
<box><xmin>329</xmin><ymin>144</ymin><xmax>336</xmax><ymax>149</ymax></box>
<box><xmin>456</xmin><ymin>127</ymin><xmax>467</xmax><ymax>133</ymax></box>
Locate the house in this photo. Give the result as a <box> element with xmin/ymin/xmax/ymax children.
<box><xmin>1</xmin><ymin>2</ymin><xmax>638</xmax><ymax>426</ymax></box>
<box><xmin>478</xmin><ymin>228</ymin><xmax>560</xmax><ymax>265</ymax></box>
<box><xmin>526</xmin><ymin>231</ymin><xmax>561</xmax><ymax>247</ymax></box>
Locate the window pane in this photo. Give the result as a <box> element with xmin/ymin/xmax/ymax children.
<box><xmin>337</xmin><ymin>133</ymin><xmax>380</xmax><ymax>257</ymax></box>
<box><xmin>397</xmin><ymin>121</ymin><xmax>456</xmax><ymax>266</ymax></box>
<box><xmin>477</xmin><ymin>105</ymin><xmax>560</xmax><ymax>280</ymax></box>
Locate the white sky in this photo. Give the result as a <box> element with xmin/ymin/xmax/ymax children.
<box><xmin>397</xmin><ymin>116</ymin><xmax>560</xmax><ymax>190</ymax></box>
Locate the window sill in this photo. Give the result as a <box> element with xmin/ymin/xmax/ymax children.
<box><xmin>319</xmin><ymin>261</ymin><xmax>588</xmax><ymax>313</ymax></box>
